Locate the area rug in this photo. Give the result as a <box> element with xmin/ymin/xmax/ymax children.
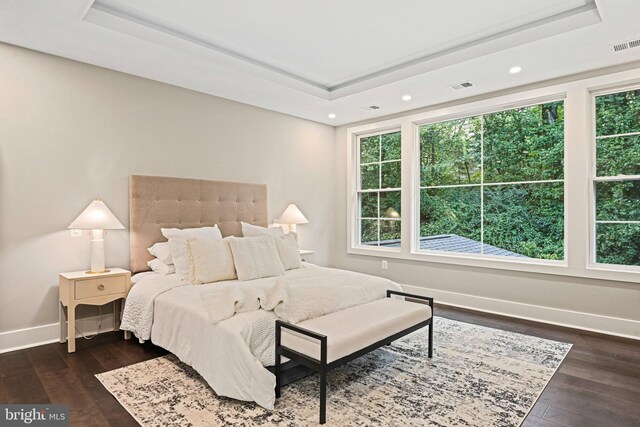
<box><xmin>96</xmin><ymin>317</ymin><xmax>571</xmax><ymax>426</ymax></box>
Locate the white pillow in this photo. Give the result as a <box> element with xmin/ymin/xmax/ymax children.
<box><xmin>147</xmin><ymin>258</ymin><xmax>176</xmax><ymax>276</ymax></box>
<box><xmin>275</xmin><ymin>232</ymin><xmax>301</xmax><ymax>270</ymax></box>
<box><xmin>162</xmin><ymin>225</ymin><xmax>222</xmax><ymax>240</ymax></box>
<box><xmin>147</xmin><ymin>242</ymin><xmax>173</xmax><ymax>265</ymax></box>
<box><xmin>190</xmin><ymin>237</ymin><xmax>237</xmax><ymax>284</ymax></box>
<box><xmin>168</xmin><ymin>237</ymin><xmax>195</xmax><ymax>283</ymax></box>
<box><xmin>163</xmin><ymin>226</ymin><xmax>223</xmax><ymax>283</ymax></box>
<box><xmin>228</xmin><ymin>235</ymin><xmax>285</xmax><ymax>281</ymax></box>
<box><xmin>241</xmin><ymin>222</ymin><xmax>301</xmax><ymax>270</ymax></box>
<box><xmin>241</xmin><ymin>221</ymin><xmax>284</xmax><ymax>238</ymax></box>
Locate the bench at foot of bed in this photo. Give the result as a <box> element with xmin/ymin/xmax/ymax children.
<box><xmin>275</xmin><ymin>291</ymin><xmax>433</xmax><ymax>424</ymax></box>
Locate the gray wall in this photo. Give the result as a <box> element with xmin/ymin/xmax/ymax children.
<box><xmin>1</xmin><ymin>40</ymin><xmax>637</xmax><ymax>342</ymax></box>
<box><xmin>0</xmin><ymin>43</ymin><xmax>336</xmax><ymax>334</ymax></box>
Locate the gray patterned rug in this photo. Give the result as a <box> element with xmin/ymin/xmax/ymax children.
<box><xmin>96</xmin><ymin>317</ymin><xmax>571</xmax><ymax>426</ymax></box>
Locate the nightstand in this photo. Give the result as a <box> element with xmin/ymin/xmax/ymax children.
<box><xmin>59</xmin><ymin>268</ymin><xmax>131</xmax><ymax>353</ymax></box>
<box><xmin>299</xmin><ymin>250</ymin><xmax>315</xmax><ymax>264</ymax></box>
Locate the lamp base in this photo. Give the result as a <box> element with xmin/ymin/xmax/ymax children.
<box><xmin>90</xmin><ymin>229</ymin><xmax>106</xmax><ymax>273</ymax></box>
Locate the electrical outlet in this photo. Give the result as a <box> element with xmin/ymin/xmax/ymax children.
<box><xmin>70</xmin><ymin>229</ymin><xmax>83</xmax><ymax>237</ymax></box>
<box><xmin>381</xmin><ymin>260</ymin><xmax>388</xmax><ymax>270</ymax></box>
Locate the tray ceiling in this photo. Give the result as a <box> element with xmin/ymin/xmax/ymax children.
<box><xmin>2</xmin><ymin>0</ymin><xmax>640</xmax><ymax>124</ymax></box>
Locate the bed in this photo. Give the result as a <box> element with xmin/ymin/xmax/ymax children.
<box><xmin>120</xmin><ymin>175</ymin><xmax>402</xmax><ymax>410</ymax></box>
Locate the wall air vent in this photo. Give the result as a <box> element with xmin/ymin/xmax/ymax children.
<box><xmin>611</xmin><ymin>37</ymin><xmax>640</xmax><ymax>53</ymax></box>
<box><xmin>449</xmin><ymin>81</ymin><xmax>474</xmax><ymax>90</ymax></box>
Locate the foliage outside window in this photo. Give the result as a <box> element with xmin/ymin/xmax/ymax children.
<box><xmin>358</xmin><ymin>131</ymin><xmax>401</xmax><ymax>246</ymax></box>
<box><xmin>419</xmin><ymin>101</ymin><xmax>565</xmax><ymax>260</ymax></box>
<box><xmin>594</xmin><ymin>89</ymin><xmax>640</xmax><ymax>267</ymax></box>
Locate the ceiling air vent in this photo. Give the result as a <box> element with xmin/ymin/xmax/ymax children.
<box><xmin>363</xmin><ymin>105</ymin><xmax>382</xmax><ymax>111</ymax></box>
<box><xmin>611</xmin><ymin>37</ymin><xmax>640</xmax><ymax>53</ymax></box>
<box><xmin>449</xmin><ymin>81</ymin><xmax>474</xmax><ymax>90</ymax></box>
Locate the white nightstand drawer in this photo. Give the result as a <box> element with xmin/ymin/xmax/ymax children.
<box><xmin>74</xmin><ymin>276</ymin><xmax>126</xmax><ymax>300</ymax></box>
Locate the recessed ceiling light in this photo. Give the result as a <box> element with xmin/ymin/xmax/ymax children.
<box><xmin>402</xmin><ymin>94</ymin><xmax>412</xmax><ymax>101</ymax></box>
<box><xmin>328</xmin><ymin>113</ymin><xmax>336</xmax><ymax>119</ymax></box>
<box><xmin>509</xmin><ymin>66</ymin><xmax>522</xmax><ymax>74</ymax></box>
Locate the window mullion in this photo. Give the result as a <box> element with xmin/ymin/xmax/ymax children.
<box><xmin>593</xmin><ymin>175</ymin><xmax>640</xmax><ymax>182</ymax></box>
<box><xmin>361</xmin><ymin>159</ymin><xmax>401</xmax><ymax>166</ymax></box>
<box><xmin>378</xmin><ymin>135</ymin><xmax>382</xmax><ymax>189</ymax></box>
<box><xmin>595</xmin><ymin>131</ymin><xmax>640</xmax><ymax>140</ymax></box>
<box><xmin>480</xmin><ymin>115</ymin><xmax>485</xmax><ymax>254</ymax></box>
<box><xmin>595</xmin><ymin>220</ymin><xmax>640</xmax><ymax>224</ymax></box>
<box><xmin>359</xmin><ymin>188</ymin><xmax>401</xmax><ymax>193</ymax></box>
<box><xmin>377</xmin><ymin>135</ymin><xmax>382</xmax><ymax>246</ymax></box>
<box><xmin>420</xmin><ymin>183</ymin><xmax>482</xmax><ymax>189</ymax></box>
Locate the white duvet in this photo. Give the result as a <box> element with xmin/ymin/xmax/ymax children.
<box><xmin>120</xmin><ymin>264</ymin><xmax>401</xmax><ymax>409</ymax></box>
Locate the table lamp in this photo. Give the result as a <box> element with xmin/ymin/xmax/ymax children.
<box><xmin>68</xmin><ymin>199</ymin><xmax>124</xmax><ymax>273</ymax></box>
<box><xmin>277</xmin><ymin>203</ymin><xmax>308</xmax><ymax>233</ymax></box>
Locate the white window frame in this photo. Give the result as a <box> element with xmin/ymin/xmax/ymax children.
<box><xmin>346</xmin><ymin>66</ymin><xmax>640</xmax><ymax>284</ymax></box>
<box><xmin>348</xmin><ymin>123</ymin><xmax>403</xmax><ymax>253</ymax></box>
<box><xmin>588</xmin><ymin>83</ymin><xmax>640</xmax><ymax>274</ymax></box>
<box><xmin>355</xmin><ymin>128</ymin><xmax>402</xmax><ymax>249</ymax></box>
<box><xmin>413</xmin><ymin>98</ymin><xmax>567</xmax><ymax>263</ymax></box>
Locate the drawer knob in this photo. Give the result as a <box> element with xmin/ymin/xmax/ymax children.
<box><xmin>98</xmin><ymin>284</ymin><xmax>105</xmax><ymax>291</ymax></box>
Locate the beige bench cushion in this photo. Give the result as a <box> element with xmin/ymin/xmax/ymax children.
<box><xmin>281</xmin><ymin>298</ymin><xmax>431</xmax><ymax>363</ymax></box>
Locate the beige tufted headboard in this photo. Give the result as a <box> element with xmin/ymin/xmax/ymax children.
<box><xmin>129</xmin><ymin>175</ymin><xmax>268</xmax><ymax>273</ymax></box>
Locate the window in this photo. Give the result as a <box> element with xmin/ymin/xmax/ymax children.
<box><xmin>348</xmin><ymin>74</ymin><xmax>640</xmax><ymax>282</ymax></box>
<box><xmin>418</xmin><ymin>101</ymin><xmax>565</xmax><ymax>260</ymax></box>
<box><xmin>357</xmin><ymin>130</ymin><xmax>401</xmax><ymax>246</ymax></box>
<box><xmin>593</xmin><ymin>89</ymin><xmax>640</xmax><ymax>267</ymax></box>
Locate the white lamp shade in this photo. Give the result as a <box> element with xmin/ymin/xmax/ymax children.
<box><xmin>277</xmin><ymin>203</ymin><xmax>309</xmax><ymax>225</ymax></box>
<box><xmin>68</xmin><ymin>200</ymin><xmax>125</xmax><ymax>230</ymax></box>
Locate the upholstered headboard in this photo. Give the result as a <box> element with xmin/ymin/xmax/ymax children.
<box><xmin>129</xmin><ymin>175</ymin><xmax>268</xmax><ymax>273</ymax></box>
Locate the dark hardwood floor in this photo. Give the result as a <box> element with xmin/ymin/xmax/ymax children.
<box><xmin>1</xmin><ymin>305</ymin><xmax>638</xmax><ymax>426</ymax></box>
<box><xmin>443</xmin><ymin>307</ymin><xmax>640</xmax><ymax>427</ymax></box>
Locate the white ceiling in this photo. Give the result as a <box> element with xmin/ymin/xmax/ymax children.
<box><xmin>2</xmin><ymin>0</ymin><xmax>640</xmax><ymax>125</ymax></box>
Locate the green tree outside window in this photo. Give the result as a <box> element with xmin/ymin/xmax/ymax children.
<box><xmin>419</xmin><ymin>101</ymin><xmax>565</xmax><ymax>260</ymax></box>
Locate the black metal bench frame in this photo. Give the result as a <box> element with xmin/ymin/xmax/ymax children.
<box><xmin>275</xmin><ymin>291</ymin><xmax>434</xmax><ymax>424</ymax></box>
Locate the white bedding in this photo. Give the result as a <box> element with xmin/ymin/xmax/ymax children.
<box><xmin>152</xmin><ymin>286</ymin><xmax>279</xmax><ymax>408</ymax></box>
<box><xmin>121</xmin><ymin>264</ymin><xmax>402</xmax><ymax>410</ymax></box>
<box><xmin>120</xmin><ymin>273</ymin><xmax>186</xmax><ymax>340</ymax></box>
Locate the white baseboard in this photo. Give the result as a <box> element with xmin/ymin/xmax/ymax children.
<box><xmin>402</xmin><ymin>284</ymin><xmax>640</xmax><ymax>340</ymax></box>
<box><xmin>2</xmin><ymin>287</ymin><xmax>638</xmax><ymax>353</ymax></box>
<box><xmin>0</xmin><ymin>313</ymin><xmax>117</xmax><ymax>354</ymax></box>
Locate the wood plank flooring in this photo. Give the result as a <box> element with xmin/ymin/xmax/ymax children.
<box><xmin>439</xmin><ymin>306</ymin><xmax>640</xmax><ymax>427</ymax></box>
<box><xmin>1</xmin><ymin>305</ymin><xmax>638</xmax><ymax>426</ymax></box>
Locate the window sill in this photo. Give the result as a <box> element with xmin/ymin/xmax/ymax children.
<box><xmin>587</xmin><ymin>263</ymin><xmax>640</xmax><ymax>276</ymax></box>
<box><xmin>346</xmin><ymin>246</ymin><xmax>640</xmax><ymax>284</ymax></box>
<box><xmin>350</xmin><ymin>244</ymin><xmax>402</xmax><ymax>254</ymax></box>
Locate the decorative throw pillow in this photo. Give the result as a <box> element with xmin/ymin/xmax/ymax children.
<box><xmin>168</xmin><ymin>237</ymin><xmax>195</xmax><ymax>283</ymax></box>
<box><xmin>147</xmin><ymin>258</ymin><xmax>176</xmax><ymax>276</ymax></box>
<box><xmin>275</xmin><ymin>232</ymin><xmax>301</xmax><ymax>270</ymax></box>
<box><xmin>228</xmin><ymin>234</ymin><xmax>285</xmax><ymax>281</ymax></box>
<box><xmin>190</xmin><ymin>237</ymin><xmax>237</xmax><ymax>284</ymax></box>
<box><xmin>147</xmin><ymin>242</ymin><xmax>173</xmax><ymax>265</ymax></box>
<box><xmin>241</xmin><ymin>221</ymin><xmax>284</xmax><ymax>238</ymax></box>
<box><xmin>163</xmin><ymin>226</ymin><xmax>223</xmax><ymax>283</ymax></box>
